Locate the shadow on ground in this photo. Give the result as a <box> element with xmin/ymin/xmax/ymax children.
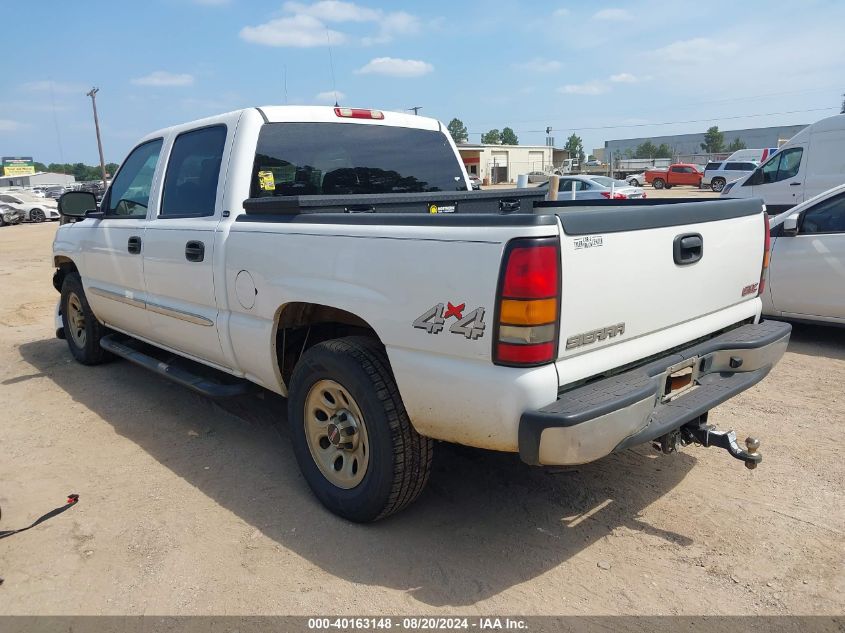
<box><xmin>19</xmin><ymin>337</ymin><xmax>699</xmax><ymax>607</ymax></box>
<box><xmin>783</xmin><ymin>321</ymin><xmax>845</xmax><ymax>361</ymax></box>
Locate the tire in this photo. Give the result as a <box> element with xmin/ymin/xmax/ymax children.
<box><xmin>652</xmin><ymin>178</ymin><xmax>665</xmax><ymax>189</ymax></box>
<box><xmin>288</xmin><ymin>336</ymin><xmax>433</xmax><ymax>522</ymax></box>
<box><xmin>628</xmin><ymin>179</ymin><xmax>640</xmax><ymax>187</ymax></box>
<box><xmin>60</xmin><ymin>273</ymin><xmax>111</xmax><ymax>365</ymax></box>
<box><xmin>30</xmin><ymin>208</ymin><xmax>46</xmax><ymax>223</ymax></box>
<box><xmin>710</xmin><ymin>178</ymin><xmax>726</xmax><ymax>192</ymax></box>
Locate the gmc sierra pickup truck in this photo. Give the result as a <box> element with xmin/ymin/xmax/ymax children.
<box><xmin>53</xmin><ymin>106</ymin><xmax>790</xmax><ymax>521</ymax></box>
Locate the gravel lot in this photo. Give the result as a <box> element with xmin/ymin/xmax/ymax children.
<box><xmin>0</xmin><ymin>218</ymin><xmax>842</xmax><ymax>616</ymax></box>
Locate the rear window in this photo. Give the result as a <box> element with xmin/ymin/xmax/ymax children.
<box><xmin>250</xmin><ymin>122</ymin><xmax>467</xmax><ymax>197</ymax></box>
<box><xmin>704</xmin><ymin>162</ymin><xmax>722</xmax><ymax>172</ymax></box>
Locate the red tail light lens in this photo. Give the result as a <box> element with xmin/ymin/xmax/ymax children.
<box><xmin>758</xmin><ymin>212</ymin><xmax>771</xmax><ymax>296</ymax></box>
<box><xmin>494</xmin><ymin>238</ymin><xmax>561</xmax><ymax>367</ymax></box>
<box><xmin>600</xmin><ymin>191</ymin><xmax>628</xmax><ymax>199</ymax></box>
<box><xmin>334</xmin><ymin>107</ymin><xmax>384</xmax><ymax>120</ymax></box>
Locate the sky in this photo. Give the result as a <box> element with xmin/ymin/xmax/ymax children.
<box><xmin>1</xmin><ymin>0</ymin><xmax>843</xmax><ymax>165</ymax></box>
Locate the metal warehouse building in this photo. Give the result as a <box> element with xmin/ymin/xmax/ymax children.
<box><xmin>604</xmin><ymin>124</ymin><xmax>808</xmax><ymax>159</ymax></box>
<box><xmin>0</xmin><ymin>171</ymin><xmax>76</xmax><ymax>188</ymax></box>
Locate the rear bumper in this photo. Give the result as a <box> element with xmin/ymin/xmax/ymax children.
<box><xmin>519</xmin><ymin>320</ymin><xmax>791</xmax><ymax>466</ymax></box>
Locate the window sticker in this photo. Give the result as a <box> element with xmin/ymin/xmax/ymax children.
<box><xmin>258</xmin><ymin>170</ymin><xmax>276</xmax><ymax>191</ymax></box>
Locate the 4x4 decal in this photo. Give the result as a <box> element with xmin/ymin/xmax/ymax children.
<box><xmin>413</xmin><ymin>302</ymin><xmax>486</xmax><ymax>340</ymax></box>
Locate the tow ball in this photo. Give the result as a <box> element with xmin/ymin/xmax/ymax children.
<box><xmin>653</xmin><ymin>417</ymin><xmax>762</xmax><ymax>469</ymax></box>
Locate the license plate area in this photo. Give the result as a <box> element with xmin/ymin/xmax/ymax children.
<box><xmin>662</xmin><ymin>357</ymin><xmax>699</xmax><ymax>402</ymax></box>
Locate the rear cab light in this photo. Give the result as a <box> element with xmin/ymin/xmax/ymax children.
<box><xmin>493</xmin><ymin>237</ymin><xmax>561</xmax><ymax>367</ymax></box>
<box><xmin>758</xmin><ymin>211</ymin><xmax>771</xmax><ymax>296</ymax></box>
<box><xmin>334</xmin><ymin>107</ymin><xmax>384</xmax><ymax>120</ymax></box>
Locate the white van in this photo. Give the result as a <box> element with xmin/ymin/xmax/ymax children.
<box><xmin>722</xmin><ymin>114</ymin><xmax>845</xmax><ymax>212</ymax></box>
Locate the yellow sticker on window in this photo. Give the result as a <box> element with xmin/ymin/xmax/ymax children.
<box><xmin>258</xmin><ymin>170</ymin><xmax>276</xmax><ymax>191</ymax></box>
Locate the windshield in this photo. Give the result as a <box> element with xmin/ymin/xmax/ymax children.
<box><xmin>251</xmin><ymin>122</ymin><xmax>467</xmax><ymax>197</ymax></box>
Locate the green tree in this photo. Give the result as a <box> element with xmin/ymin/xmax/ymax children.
<box><xmin>655</xmin><ymin>143</ymin><xmax>673</xmax><ymax>159</ymax></box>
<box><xmin>727</xmin><ymin>137</ymin><xmax>747</xmax><ymax>152</ymax></box>
<box><xmin>634</xmin><ymin>141</ymin><xmax>658</xmax><ymax>159</ymax></box>
<box><xmin>500</xmin><ymin>127</ymin><xmax>518</xmax><ymax>145</ymax></box>
<box><xmin>34</xmin><ymin>161</ymin><xmax>48</xmax><ymax>172</ymax></box>
<box><xmin>106</xmin><ymin>163</ymin><xmax>119</xmax><ymax>177</ymax></box>
<box><xmin>447</xmin><ymin>118</ymin><xmax>468</xmax><ymax>144</ymax></box>
<box><xmin>481</xmin><ymin>129</ymin><xmax>501</xmax><ymax>144</ymax></box>
<box><xmin>564</xmin><ymin>133</ymin><xmax>585</xmax><ymax>165</ymax></box>
<box><xmin>700</xmin><ymin>126</ymin><xmax>725</xmax><ymax>153</ymax></box>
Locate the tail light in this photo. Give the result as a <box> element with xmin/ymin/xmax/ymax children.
<box><xmin>493</xmin><ymin>237</ymin><xmax>561</xmax><ymax>366</ymax></box>
<box><xmin>600</xmin><ymin>191</ymin><xmax>629</xmax><ymax>199</ymax></box>
<box><xmin>758</xmin><ymin>212</ymin><xmax>771</xmax><ymax>296</ymax></box>
<box><xmin>334</xmin><ymin>107</ymin><xmax>384</xmax><ymax>120</ymax></box>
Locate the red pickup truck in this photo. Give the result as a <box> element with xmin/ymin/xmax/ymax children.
<box><xmin>645</xmin><ymin>163</ymin><xmax>703</xmax><ymax>189</ymax></box>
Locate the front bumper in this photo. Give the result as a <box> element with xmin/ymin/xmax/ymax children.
<box><xmin>519</xmin><ymin>320</ymin><xmax>791</xmax><ymax>466</ymax></box>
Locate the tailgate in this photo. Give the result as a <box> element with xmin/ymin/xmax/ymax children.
<box><xmin>548</xmin><ymin>198</ymin><xmax>766</xmax><ymax>362</ymax></box>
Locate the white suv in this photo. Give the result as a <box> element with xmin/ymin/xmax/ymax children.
<box><xmin>702</xmin><ymin>160</ymin><xmax>758</xmax><ymax>192</ymax></box>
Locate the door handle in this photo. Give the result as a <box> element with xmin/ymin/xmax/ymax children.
<box><xmin>185</xmin><ymin>240</ymin><xmax>205</xmax><ymax>262</ymax></box>
<box><xmin>673</xmin><ymin>233</ymin><xmax>703</xmax><ymax>265</ymax></box>
<box><xmin>789</xmin><ymin>182</ymin><xmax>802</xmax><ymax>186</ymax></box>
<box><xmin>127</xmin><ymin>236</ymin><xmax>142</xmax><ymax>254</ymax></box>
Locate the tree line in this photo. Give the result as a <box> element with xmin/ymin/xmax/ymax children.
<box><xmin>34</xmin><ymin>161</ymin><xmax>119</xmax><ymax>181</ymax></box>
<box><xmin>447</xmin><ymin>119</ymin><xmax>519</xmax><ymax>145</ymax></box>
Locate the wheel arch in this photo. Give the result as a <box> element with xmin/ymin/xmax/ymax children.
<box><xmin>273</xmin><ymin>301</ymin><xmax>383</xmax><ymax>389</ymax></box>
<box><xmin>52</xmin><ymin>256</ymin><xmax>79</xmax><ymax>292</ymax></box>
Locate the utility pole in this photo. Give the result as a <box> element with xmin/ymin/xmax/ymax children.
<box><xmin>86</xmin><ymin>87</ymin><xmax>108</xmax><ymax>187</ymax></box>
<box><xmin>408</xmin><ymin>106</ymin><xmax>422</xmax><ymax>115</ymax></box>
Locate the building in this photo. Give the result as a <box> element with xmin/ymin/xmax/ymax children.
<box><xmin>604</xmin><ymin>124</ymin><xmax>808</xmax><ymax>162</ymax></box>
<box><xmin>0</xmin><ymin>171</ymin><xmax>76</xmax><ymax>188</ymax></box>
<box><xmin>456</xmin><ymin>143</ymin><xmax>568</xmax><ymax>184</ymax></box>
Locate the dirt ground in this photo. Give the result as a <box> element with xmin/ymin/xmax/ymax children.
<box><xmin>0</xmin><ymin>219</ymin><xmax>842</xmax><ymax>616</ymax></box>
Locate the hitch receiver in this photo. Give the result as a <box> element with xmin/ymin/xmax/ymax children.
<box><xmin>681</xmin><ymin>420</ymin><xmax>762</xmax><ymax>469</ymax></box>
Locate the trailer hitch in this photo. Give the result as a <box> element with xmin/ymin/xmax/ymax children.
<box><xmin>653</xmin><ymin>417</ymin><xmax>762</xmax><ymax>469</ymax></box>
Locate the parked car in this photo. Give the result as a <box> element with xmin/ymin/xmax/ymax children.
<box><xmin>0</xmin><ymin>205</ymin><xmax>24</xmax><ymax>226</ymax></box>
<box><xmin>722</xmin><ymin>113</ymin><xmax>845</xmax><ymax>213</ymax></box>
<box><xmin>763</xmin><ymin>183</ymin><xmax>845</xmax><ymax>325</ymax></box>
<box><xmin>584</xmin><ymin>159</ymin><xmax>602</xmax><ymax>167</ymax></box>
<box><xmin>626</xmin><ymin>172</ymin><xmax>646</xmax><ymax>187</ymax></box>
<box><xmin>468</xmin><ymin>175</ymin><xmax>481</xmax><ymax>190</ymax></box>
<box><xmin>0</xmin><ymin>192</ymin><xmax>60</xmax><ymax>222</ymax></box>
<box><xmin>542</xmin><ymin>174</ymin><xmax>646</xmax><ymax>199</ymax></box>
<box><xmin>645</xmin><ymin>163</ymin><xmax>703</xmax><ymax>189</ymax></box>
<box><xmin>53</xmin><ymin>105</ymin><xmax>786</xmax><ymax>521</ymax></box>
<box><xmin>702</xmin><ymin>160</ymin><xmax>758</xmax><ymax>192</ymax></box>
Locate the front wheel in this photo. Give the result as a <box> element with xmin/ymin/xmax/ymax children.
<box><xmin>288</xmin><ymin>336</ymin><xmax>433</xmax><ymax>522</ymax></box>
<box><xmin>30</xmin><ymin>208</ymin><xmax>46</xmax><ymax>223</ymax></box>
<box><xmin>628</xmin><ymin>178</ymin><xmax>640</xmax><ymax>187</ymax></box>
<box><xmin>652</xmin><ymin>178</ymin><xmax>665</xmax><ymax>189</ymax></box>
<box><xmin>61</xmin><ymin>273</ymin><xmax>111</xmax><ymax>365</ymax></box>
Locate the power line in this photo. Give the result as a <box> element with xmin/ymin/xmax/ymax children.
<box><xmin>468</xmin><ymin>106</ymin><xmax>838</xmax><ymax>136</ymax></box>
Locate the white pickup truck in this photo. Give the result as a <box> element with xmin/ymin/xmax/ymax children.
<box><xmin>53</xmin><ymin>106</ymin><xmax>791</xmax><ymax>521</ymax></box>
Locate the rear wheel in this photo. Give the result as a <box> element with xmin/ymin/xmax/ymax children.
<box><xmin>628</xmin><ymin>178</ymin><xmax>640</xmax><ymax>187</ymax></box>
<box><xmin>288</xmin><ymin>336</ymin><xmax>433</xmax><ymax>522</ymax></box>
<box><xmin>652</xmin><ymin>178</ymin><xmax>665</xmax><ymax>189</ymax></box>
<box><xmin>711</xmin><ymin>178</ymin><xmax>726</xmax><ymax>192</ymax></box>
<box><xmin>61</xmin><ymin>273</ymin><xmax>111</xmax><ymax>365</ymax></box>
<box><xmin>665</xmin><ymin>184</ymin><xmax>673</xmax><ymax>189</ymax></box>
<box><xmin>30</xmin><ymin>208</ymin><xmax>46</xmax><ymax>223</ymax></box>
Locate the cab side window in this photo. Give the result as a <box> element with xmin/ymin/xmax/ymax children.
<box><xmin>160</xmin><ymin>125</ymin><xmax>227</xmax><ymax>218</ymax></box>
<box><xmin>106</xmin><ymin>139</ymin><xmax>163</xmax><ymax>218</ymax></box>
<box><xmin>801</xmin><ymin>193</ymin><xmax>845</xmax><ymax>234</ymax></box>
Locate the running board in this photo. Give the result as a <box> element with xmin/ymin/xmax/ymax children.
<box><xmin>99</xmin><ymin>334</ymin><xmax>259</xmax><ymax>398</ymax></box>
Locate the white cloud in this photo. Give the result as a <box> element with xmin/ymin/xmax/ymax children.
<box><xmin>315</xmin><ymin>90</ymin><xmax>346</xmax><ymax>102</ymax></box>
<box><xmin>593</xmin><ymin>8</ymin><xmax>633</xmax><ymax>21</ymax></box>
<box><xmin>284</xmin><ymin>0</ymin><xmax>379</xmax><ymax>21</ymax></box>
<box><xmin>22</xmin><ymin>80</ymin><xmax>87</xmax><ymax>94</ymax></box>
<box><xmin>240</xmin><ymin>14</ymin><xmax>347</xmax><ymax>47</ymax></box>
<box><xmin>241</xmin><ymin>2</ymin><xmax>419</xmax><ymax>47</ymax></box>
<box><xmin>0</xmin><ymin>119</ymin><xmax>26</xmax><ymax>132</ymax></box>
<box><xmin>513</xmin><ymin>57</ymin><xmax>563</xmax><ymax>73</ymax></box>
<box><xmin>559</xmin><ymin>80</ymin><xmax>610</xmax><ymax>95</ymax></box>
<box><xmin>355</xmin><ymin>57</ymin><xmax>433</xmax><ymax>78</ymax></box>
<box><xmin>650</xmin><ymin>37</ymin><xmax>733</xmax><ymax>63</ymax></box>
<box><xmin>131</xmin><ymin>71</ymin><xmax>195</xmax><ymax>87</ymax></box>
<box><xmin>552</xmin><ymin>8</ymin><xmax>570</xmax><ymax>17</ymax></box>
<box><xmin>609</xmin><ymin>72</ymin><xmax>638</xmax><ymax>83</ymax></box>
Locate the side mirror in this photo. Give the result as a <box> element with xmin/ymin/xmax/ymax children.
<box><xmin>58</xmin><ymin>191</ymin><xmax>101</xmax><ymax>219</ymax></box>
<box><xmin>782</xmin><ymin>213</ymin><xmax>800</xmax><ymax>235</ymax></box>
